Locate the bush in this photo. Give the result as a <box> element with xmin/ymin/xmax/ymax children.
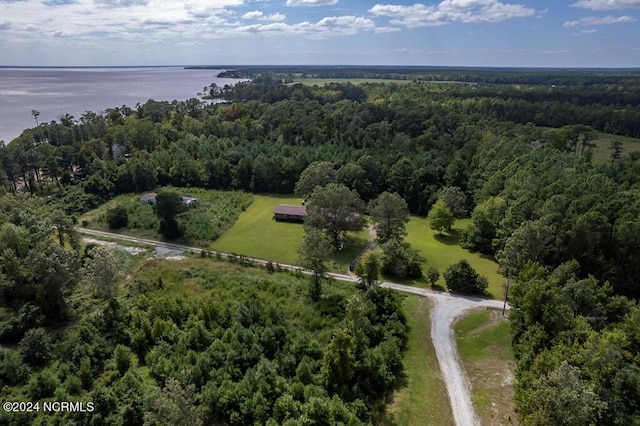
<box><xmin>106</xmin><ymin>206</ymin><xmax>129</xmax><ymax>229</ymax></box>
<box><xmin>19</xmin><ymin>327</ymin><xmax>52</xmax><ymax>367</ymax></box>
<box><xmin>443</xmin><ymin>260</ymin><xmax>488</xmax><ymax>295</ymax></box>
<box><xmin>380</xmin><ymin>239</ymin><xmax>422</xmax><ymax>278</ymax></box>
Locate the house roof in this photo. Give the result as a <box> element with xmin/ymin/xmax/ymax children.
<box><xmin>140</xmin><ymin>193</ymin><xmax>157</xmax><ymax>202</ymax></box>
<box><xmin>274</xmin><ymin>204</ymin><xmax>307</xmax><ymax>216</ymax></box>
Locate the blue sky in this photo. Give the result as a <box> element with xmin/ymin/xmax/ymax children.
<box><xmin>0</xmin><ymin>0</ymin><xmax>639</xmax><ymax>67</ymax></box>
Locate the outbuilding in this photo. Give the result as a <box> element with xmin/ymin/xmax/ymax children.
<box><xmin>273</xmin><ymin>204</ymin><xmax>307</xmax><ymax>222</ymax></box>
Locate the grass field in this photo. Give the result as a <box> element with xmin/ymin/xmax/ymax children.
<box><xmin>404</xmin><ymin>217</ymin><xmax>505</xmax><ymax>298</ymax></box>
<box><xmin>211</xmin><ymin>194</ymin><xmax>368</xmax><ymax>271</ymax></box>
<box><xmin>293</xmin><ymin>78</ymin><xmax>414</xmax><ymax>86</ymax></box>
<box><xmin>455</xmin><ymin>309</ymin><xmax>517</xmax><ymax>425</ymax></box>
<box><xmin>591</xmin><ymin>132</ymin><xmax>640</xmax><ymax>165</ymax></box>
<box><xmin>385</xmin><ymin>296</ymin><xmax>454</xmax><ymax>426</ymax></box>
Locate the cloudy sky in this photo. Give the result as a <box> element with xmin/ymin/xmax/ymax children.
<box><xmin>1</xmin><ymin>0</ymin><xmax>639</xmax><ymax>67</ymax></box>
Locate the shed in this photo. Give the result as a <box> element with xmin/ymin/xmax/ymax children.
<box><xmin>274</xmin><ymin>204</ymin><xmax>307</xmax><ymax>222</ymax></box>
<box><xmin>140</xmin><ymin>192</ymin><xmax>157</xmax><ymax>204</ymax></box>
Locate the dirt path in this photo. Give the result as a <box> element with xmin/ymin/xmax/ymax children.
<box><xmin>77</xmin><ymin>227</ymin><xmax>507</xmax><ymax>426</ymax></box>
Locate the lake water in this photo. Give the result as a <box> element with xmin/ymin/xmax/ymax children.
<box><xmin>0</xmin><ymin>67</ymin><xmax>242</xmax><ymax>143</ymax></box>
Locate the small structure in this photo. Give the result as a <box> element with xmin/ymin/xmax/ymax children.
<box><xmin>180</xmin><ymin>195</ymin><xmax>198</xmax><ymax>207</ymax></box>
<box><xmin>140</xmin><ymin>192</ymin><xmax>157</xmax><ymax>205</ymax></box>
<box><xmin>273</xmin><ymin>204</ymin><xmax>307</xmax><ymax>222</ymax></box>
<box><xmin>140</xmin><ymin>192</ymin><xmax>198</xmax><ymax>207</ymax></box>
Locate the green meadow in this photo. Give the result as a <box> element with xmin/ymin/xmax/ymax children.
<box><xmin>404</xmin><ymin>217</ymin><xmax>505</xmax><ymax>298</ymax></box>
<box><xmin>211</xmin><ymin>194</ymin><xmax>367</xmax><ymax>271</ymax></box>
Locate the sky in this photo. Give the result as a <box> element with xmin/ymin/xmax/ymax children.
<box><xmin>0</xmin><ymin>0</ymin><xmax>639</xmax><ymax>67</ymax></box>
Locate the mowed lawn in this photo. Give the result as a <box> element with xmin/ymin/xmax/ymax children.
<box><xmin>211</xmin><ymin>194</ymin><xmax>368</xmax><ymax>271</ymax></box>
<box><xmin>405</xmin><ymin>216</ymin><xmax>505</xmax><ymax>299</ymax></box>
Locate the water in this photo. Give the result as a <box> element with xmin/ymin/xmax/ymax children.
<box><xmin>0</xmin><ymin>67</ymin><xmax>242</xmax><ymax>143</ymax></box>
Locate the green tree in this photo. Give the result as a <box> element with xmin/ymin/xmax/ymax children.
<box><xmin>438</xmin><ymin>186</ymin><xmax>467</xmax><ymax>218</ymax></box>
<box><xmin>298</xmin><ymin>228</ymin><xmax>333</xmax><ymax>301</ymax></box>
<box><xmin>370</xmin><ymin>191</ymin><xmax>410</xmax><ymax>244</ymax></box>
<box><xmin>427</xmin><ymin>199</ymin><xmax>454</xmax><ymax>234</ymax></box>
<box><xmin>106</xmin><ymin>206</ymin><xmax>128</xmax><ymax>229</ymax></box>
<box><xmin>610</xmin><ymin>139</ymin><xmax>623</xmax><ymax>166</ymax></box>
<box><xmin>19</xmin><ymin>327</ymin><xmax>52</xmax><ymax>367</ymax></box>
<box><xmin>294</xmin><ymin>161</ymin><xmax>335</xmax><ymax>199</ymax></box>
<box><xmin>305</xmin><ymin>183</ymin><xmax>365</xmax><ymax>248</ymax></box>
<box><xmin>354</xmin><ymin>250</ymin><xmax>382</xmax><ymax>291</ymax></box>
<box><xmin>427</xmin><ymin>266</ymin><xmax>440</xmax><ymax>287</ymax></box>
<box><xmin>155</xmin><ymin>190</ymin><xmax>185</xmax><ymax>238</ymax></box>
<box><xmin>83</xmin><ymin>246</ymin><xmax>123</xmax><ymax>300</ymax></box>
<box><xmin>496</xmin><ymin>220</ymin><xmax>553</xmax><ymax>279</ymax></box>
<box><xmin>443</xmin><ymin>260</ymin><xmax>488</xmax><ymax>295</ymax></box>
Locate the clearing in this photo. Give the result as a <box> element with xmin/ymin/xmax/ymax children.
<box><xmin>404</xmin><ymin>217</ymin><xmax>505</xmax><ymax>298</ymax></box>
<box><xmin>455</xmin><ymin>309</ymin><xmax>517</xmax><ymax>425</ymax></box>
<box><xmin>211</xmin><ymin>194</ymin><xmax>367</xmax><ymax>271</ymax></box>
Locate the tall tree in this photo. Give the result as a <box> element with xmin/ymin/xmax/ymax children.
<box><xmin>353</xmin><ymin>250</ymin><xmax>382</xmax><ymax>291</ymax></box>
<box><xmin>305</xmin><ymin>183</ymin><xmax>365</xmax><ymax>248</ymax></box>
<box><xmin>294</xmin><ymin>161</ymin><xmax>336</xmax><ymax>199</ymax></box>
<box><xmin>155</xmin><ymin>190</ymin><xmax>185</xmax><ymax>239</ymax></box>
<box><xmin>369</xmin><ymin>191</ymin><xmax>410</xmax><ymax>244</ymax></box>
<box><xmin>298</xmin><ymin>229</ymin><xmax>333</xmax><ymax>301</ymax></box>
<box><xmin>83</xmin><ymin>246</ymin><xmax>123</xmax><ymax>301</ymax></box>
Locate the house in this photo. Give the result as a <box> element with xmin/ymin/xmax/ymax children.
<box><xmin>140</xmin><ymin>192</ymin><xmax>198</xmax><ymax>207</ymax></box>
<box><xmin>273</xmin><ymin>204</ymin><xmax>307</xmax><ymax>222</ymax></box>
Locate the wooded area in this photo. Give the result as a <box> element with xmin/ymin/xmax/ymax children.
<box><xmin>1</xmin><ymin>67</ymin><xmax>640</xmax><ymax>424</ymax></box>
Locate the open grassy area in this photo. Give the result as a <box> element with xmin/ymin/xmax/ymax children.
<box><xmin>385</xmin><ymin>296</ymin><xmax>454</xmax><ymax>426</ymax></box>
<box><xmin>455</xmin><ymin>309</ymin><xmax>517</xmax><ymax>425</ymax></box>
<box><xmin>591</xmin><ymin>132</ymin><xmax>640</xmax><ymax>165</ymax></box>
<box><xmin>211</xmin><ymin>194</ymin><xmax>368</xmax><ymax>271</ymax></box>
<box><xmin>293</xmin><ymin>78</ymin><xmax>414</xmax><ymax>86</ymax></box>
<box><xmin>404</xmin><ymin>217</ymin><xmax>505</xmax><ymax>298</ymax></box>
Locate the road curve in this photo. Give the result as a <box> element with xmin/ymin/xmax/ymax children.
<box><xmin>77</xmin><ymin>228</ymin><xmax>508</xmax><ymax>426</ymax></box>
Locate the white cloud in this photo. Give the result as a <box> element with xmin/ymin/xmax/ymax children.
<box><xmin>286</xmin><ymin>0</ymin><xmax>338</xmax><ymax>6</ymax></box>
<box><xmin>369</xmin><ymin>0</ymin><xmax>537</xmax><ymax>27</ymax></box>
<box><xmin>243</xmin><ymin>10</ymin><xmax>286</xmax><ymax>21</ymax></box>
<box><xmin>563</xmin><ymin>15</ymin><xmax>637</xmax><ymax>26</ymax></box>
<box><xmin>262</xmin><ymin>13</ymin><xmax>286</xmax><ymax>21</ymax></box>
<box><xmin>231</xmin><ymin>15</ymin><xmax>376</xmax><ymax>38</ymax></box>
<box><xmin>571</xmin><ymin>0</ymin><xmax>640</xmax><ymax>10</ymax></box>
<box><xmin>242</xmin><ymin>10</ymin><xmax>263</xmax><ymax>19</ymax></box>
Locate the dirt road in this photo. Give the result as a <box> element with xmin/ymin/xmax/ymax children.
<box><xmin>77</xmin><ymin>227</ymin><xmax>507</xmax><ymax>426</ymax></box>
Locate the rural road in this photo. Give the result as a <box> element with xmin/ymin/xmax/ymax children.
<box><xmin>78</xmin><ymin>227</ymin><xmax>508</xmax><ymax>426</ymax></box>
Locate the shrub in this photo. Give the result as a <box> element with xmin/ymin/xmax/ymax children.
<box><xmin>443</xmin><ymin>260</ymin><xmax>488</xmax><ymax>295</ymax></box>
<box><xmin>19</xmin><ymin>327</ymin><xmax>52</xmax><ymax>367</ymax></box>
<box><xmin>106</xmin><ymin>206</ymin><xmax>129</xmax><ymax>229</ymax></box>
<box><xmin>380</xmin><ymin>239</ymin><xmax>422</xmax><ymax>278</ymax></box>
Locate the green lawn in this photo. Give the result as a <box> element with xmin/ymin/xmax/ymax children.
<box><xmin>211</xmin><ymin>194</ymin><xmax>368</xmax><ymax>271</ymax></box>
<box><xmin>404</xmin><ymin>217</ymin><xmax>505</xmax><ymax>299</ymax></box>
<box><xmin>385</xmin><ymin>296</ymin><xmax>454</xmax><ymax>426</ymax></box>
<box><xmin>455</xmin><ymin>309</ymin><xmax>516</xmax><ymax>425</ymax></box>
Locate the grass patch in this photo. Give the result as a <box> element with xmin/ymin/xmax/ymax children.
<box><xmin>79</xmin><ymin>188</ymin><xmax>253</xmax><ymax>247</ymax></box>
<box><xmin>293</xmin><ymin>78</ymin><xmax>413</xmax><ymax>86</ymax></box>
<box><xmin>590</xmin><ymin>132</ymin><xmax>640</xmax><ymax>165</ymax></box>
<box><xmin>211</xmin><ymin>194</ymin><xmax>368</xmax><ymax>271</ymax></box>
<box><xmin>455</xmin><ymin>309</ymin><xmax>516</xmax><ymax>425</ymax></box>
<box><xmin>404</xmin><ymin>217</ymin><xmax>505</xmax><ymax>298</ymax></box>
<box><xmin>384</xmin><ymin>296</ymin><xmax>454</xmax><ymax>426</ymax></box>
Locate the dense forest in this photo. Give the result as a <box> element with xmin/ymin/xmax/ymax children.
<box><xmin>1</xmin><ymin>67</ymin><xmax>640</xmax><ymax>423</ymax></box>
